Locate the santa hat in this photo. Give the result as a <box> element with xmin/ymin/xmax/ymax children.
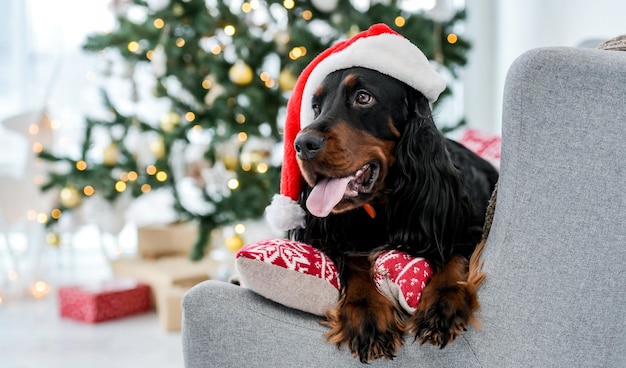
<box><xmin>265</xmin><ymin>23</ymin><xmax>446</xmax><ymax>233</ymax></box>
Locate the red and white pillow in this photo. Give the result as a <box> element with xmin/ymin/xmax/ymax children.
<box><xmin>236</xmin><ymin>239</ymin><xmax>432</xmax><ymax>316</ymax></box>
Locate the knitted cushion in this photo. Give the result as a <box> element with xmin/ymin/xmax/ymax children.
<box><xmin>236</xmin><ymin>239</ymin><xmax>432</xmax><ymax>316</ymax></box>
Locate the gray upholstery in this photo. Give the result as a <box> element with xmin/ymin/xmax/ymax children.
<box><xmin>182</xmin><ymin>47</ymin><xmax>626</xmax><ymax>367</ymax></box>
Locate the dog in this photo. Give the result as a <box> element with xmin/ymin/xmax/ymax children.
<box><xmin>289</xmin><ymin>67</ymin><xmax>499</xmax><ymax>362</ymax></box>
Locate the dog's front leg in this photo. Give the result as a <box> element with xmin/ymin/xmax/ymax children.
<box><xmin>407</xmin><ymin>241</ymin><xmax>486</xmax><ymax>348</ymax></box>
<box><xmin>322</xmin><ymin>256</ymin><xmax>406</xmax><ymax>362</ymax></box>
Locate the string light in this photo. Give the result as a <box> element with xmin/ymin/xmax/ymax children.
<box><xmin>83</xmin><ymin>185</ymin><xmax>95</xmax><ymax>196</ymax></box>
<box><xmin>32</xmin><ymin>142</ymin><xmax>43</xmax><ymax>153</ymax></box>
<box><xmin>141</xmin><ymin>184</ymin><xmax>152</xmax><ymax>193</ymax></box>
<box><xmin>127</xmin><ymin>41</ymin><xmax>139</xmax><ymax>52</ymax></box>
<box><xmin>202</xmin><ymin>79</ymin><xmax>212</xmax><ymax>89</ymax></box>
<box><xmin>210</xmin><ymin>45</ymin><xmax>222</xmax><ymax>55</ymax></box>
<box><xmin>227</xmin><ymin>178</ymin><xmax>240</xmax><ymax>190</ymax></box>
<box><xmin>302</xmin><ymin>10</ymin><xmax>312</xmax><ymax>20</ymax></box>
<box><xmin>127</xmin><ymin>171</ymin><xmax>138</xmax><ymax>181</ymax></box>
<box><xmin>256</xmin><ymin>163</ymin><xmax>268</xmax><ymax>174</ymax></box>
<box><xmin>51</xmin><ymin>208</ymin><xmax>62</xmax><ymax>219</ymax></box>
<box><xmin>146</xmin><ymin>165</ymin><xmax>157</xmax><ymax>175</ymax></box>
<box><xmin>36</xmin><ymin>213</ymin><xmax>48</xmax><ymax>224</ymax></box>
<box><xmin>237</xmin><ymin>132</ymin><xmax>248</xmax><ymax>142</ymax></box>
<box><xmin>234</xmin><ymin>223</ymin><xmax>246</xmax><ymax>234</ymax></box>
<box><xmin>447</xmin><ymin>33</ymin><xmax>458</xmax><ymax>44</ymax></box>
<box><xmin>395</xmin><ymin>16</ymin><xmax>406</xmax><ymax>27</ymax></box>
<box><xmin>283</xmin><ymin>0</ymin><xmax>294</xmax><ymax>9</ymax></box>
<box><xmin>115</xmin><ymin>181</ymin><xmax>126</xmax><ymax>192</ymax></box>
<box><xmin>156</xmin><ymin>171</ymin><xmax>168</xmax><ymax>182</ymax></box>
<box><xmin>153</xmin><ymin>18</ymin><xmax>165</xmax><ymax>29</ymax></box>
<box><xmin>29</xmin><ymin>124</ymin><xmax>39</xmax><ymax>134</ymax></box>
<box><xmin>242</xmin><ymin>2</ymin><xmax>252</xmax><ymax>12</ymax></box>
<box><xmin>224</xmin><ymin>25</ymin><xmax>236</xmax><ymax>36</ymax></box>
<box><xmin>185</xmin><ymin>112</ymin><xmax>196</xmax><ymax>122</ymax></box>
<box><xmin>76</xmin><ymin>160</ymin><xmax>87</xmax><ymax>171</ymax></box>
<box><xmin>30</xmin><ymin>281</ymin><xmax>50</xmax><ymax>298</ymax></box>
<box><xmin>236</xmin><ymin>114</ymin><xmax>246</xmax><ymax>124</ymax></box>
<box><xmin>176</xmin><ymin>38</ymin><xmax>186</xmax><ymax>47</ymax></box>
<box><xmin>288</xmin><ymin>46</ymin><xmax>307</xmax><ymax>60</ymax></box>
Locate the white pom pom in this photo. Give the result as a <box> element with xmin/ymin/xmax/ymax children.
<box><xmin>265</xmin><ymin>194</ymin><xmax>306</xmax><ymax>233</ymax></box>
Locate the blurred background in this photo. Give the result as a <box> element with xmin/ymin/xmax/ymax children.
<box><xmin>0</xmin><ymin>1</ymin><xmax>624</xmax><ymax>367</ymax></box>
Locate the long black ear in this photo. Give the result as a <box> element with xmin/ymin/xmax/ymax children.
<box><xmin>386</xmin><ymin>93</ymin><xmax>472</xmax><ymax>270</ymax></box>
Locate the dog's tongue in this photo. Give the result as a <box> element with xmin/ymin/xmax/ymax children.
<box><xmin>306</xmin><ymin>177</ymin><xmax>352</xmax><ymax>218</ymax></box>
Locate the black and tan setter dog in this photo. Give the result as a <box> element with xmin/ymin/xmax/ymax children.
<box><xmin>290</xmin><ymin>67</ymin><xmax>499</xmax><ymax>362</ymax></box>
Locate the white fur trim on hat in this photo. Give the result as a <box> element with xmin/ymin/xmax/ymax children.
<box><xmin>265</xmin><ymin>194</ymin><xmax>306</xmax><ymax>233</ymax></box>
<box><xmin>300</xmin><ymin>32</ymin><xmax>446</xmax><ymax>129</ymax></box>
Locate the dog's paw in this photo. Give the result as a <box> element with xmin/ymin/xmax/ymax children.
<box><xmin>322</xmin><ymin>297</ymin><xmax>405</xmax><ymax>363</ymax></box>
<box><xmin>407</xmin><ymin>282</ymin><xmax>475</xmax><ymax>348</ymax></box>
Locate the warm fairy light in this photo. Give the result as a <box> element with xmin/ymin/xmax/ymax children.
<box><xmin>227</xmin><ymin>178</ymin><xmax>240</xmax><ymax>190</ymax></box>
<box><xmin>395</xmin><ymin>16</ymin><xmax>406</xmax><ymax>27</ymax></box>
<box><xmin>256</xmin><ymin>163</ymin><xmax>268</xmax><ymax>174</ymax></box>
<box><xmin>27</xmin><ymin>210</ymin><xmax>37</xmax><ymax>221</ymax></box>
<box><xmin>264</xmin><ymin>79</ymin><xmax>275</xmax><ymax>88</ymax></box>
<box><xmin>156</xmin><ymin>171</ymin><xmax>168</xmax><ymax>182</ymax></box>
<box><xmin>115</xmin><ymin>181</ymin><xmax>126</xmax><ymax>192</ymax></box>
<box><xmin>192</xmin><ymin>125</ymin><xmax>203</xmax><ymax>132</ymax></box>
<box><xmin>153</xmin><ymin>18</ymin><xmax>165</xmax><ymax>29</ymax></box>
<box><xmin>259</xmin><ymin>71</ymin><xmax>270</xmax><ymax>81</ymax></box>
<box><xmin>30</xmin><ymin>281</ymin><xmax>51</xmax><ymax>298</ymax></box>
<box><xmin>242</xmin><ymin>2</ymin><xmax>252</xmax><ymax>12</ymax></box>
<box><xmin>234</xmin><ymin>223</ymin><xmax>246</xmax><ymax>234</ymax></box>
<box><xmin>76</xmin><ymin>160</ymin><xmax>87</xmax><ymax>171</ymax></box>
<box><xmin>141</xmin><ymin>184</ymin><xmax>151</xmax><ymax>193</ymax></box>
<box><xmin>32</xmin><ymin>142</ymin><xmax>43</xmax><ymax>153</ymax></box>
<box><xmin>185</xmin><ymin>112</ymin><xmax>196</xmax><ymax>122</ymax></box>
<box><xmin>302</xmin><ymin>10</ymin><xmax>312</xmax><ymax>20</ymax></box>
<box><xmin>241</xmin><ymin>162</ymin><xmax>252</xmax><ymax>171</ymax></box>
<box><xmin>283</xmin><ymin>0</ymin><xmax>294</xmax><ymax>9</ymax></box>
<box><xmin>127</xmin><ymin>41</ymin><xmax>139</xmax><ymax>52</ymax></box>
<box><xmin>50</xmin><ymin>118</ymin><xmax>60</xmax><ymax>129</ymax></box>
<box><xmin>29</xmin><ymin>124</ymin><xmax>39</xmax><ymax>134</ymax></box>
<box><xmin>176</xmin><ymin>38</ymin><xmax>185</xmax><ymax>47</ymax></box>
<box><xmin>83</xmin><ymin>185</ymin><xmax>95</xmax><ymax>196</ymax></box>
<box><xmin>236</xmin><ymin>114</ymin><xmax>246</xmax><ymax>124</ymax></box>
<box><xmin>8</xmin><ymin>271</ymin><xmax>19</xmax><ymax>281</ymax></box>
<box><xmin>51</xmin><ymin>208</ymin><xmax>62</xmax><ymax>219</ymax></box>
<box><xmin>119</xmin><ymin>172</ymin><xmax>129</xmax><ymax>181</ymax></box>
<box><xmin>146</xmin><ymin>165</ymin><xmax>157</xmax><ymax>175</ymax></box>
<box><xmin>447</xmin><ymin>33</ymin><xmax>458</xmax><ymax>44</ymax></box>
<box><xmin>146</xmin><ymin>50</ymin><xmax>154</xmax><ymax>60</ymax></box>
<box><xmin>288</xmin><ymin>46</ymin><xmax>307</xmax><ymax>60</ymax></box>
<box><xmin>237</xmin><ymin>132</ymin><xmax>248</xmax><ymax>142</ymax></box>
<box><xmin>202</xmin><ymin>79</ymin><xmax>212</xmax><ymax>89</ymax></box>
<box><xmin>224</xmin><ymin>25</ymin><xmax>236</xmax><ymax>36</ymax></box>
<box><xmin>36</xmin><ymin>213</ymin><xmax>48</xmax><ymax>224</ymax></box>
<box><xmin>127</xmin><ymin>171</ymin><xmax>138</xmax><ymax>181</ymax></box>
<box><xmin>211</xmin><ymin>45</ymin><xmax>222</xmax><ymax>55</ymax></box>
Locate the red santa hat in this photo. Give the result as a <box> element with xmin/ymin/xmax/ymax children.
<box><xmin>265</xmin><ymin>23</ymin><xmax>446</xmax><ymax>233</ymax></box>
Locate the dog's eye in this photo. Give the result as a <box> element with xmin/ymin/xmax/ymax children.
<box><xmin>312</xmin><ymin>103</ymin><xmax>321</xmax><ymax>117</ymax></box>
<box><xmin>355</xmin><ymin>90</ymin><xmax>373</xmax><ymax>105</ymax></box>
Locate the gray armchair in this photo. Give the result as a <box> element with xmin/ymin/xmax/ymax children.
<box><xmin>182</xmin><ymin>46</ymin><xmax>626</xmax><ymax>367</ymax></box>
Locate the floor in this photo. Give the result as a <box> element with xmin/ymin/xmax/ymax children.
<box><xmin>0</xmin><ymin>225</ymin><xmax>185</xmax><ymax>368</ymax></box>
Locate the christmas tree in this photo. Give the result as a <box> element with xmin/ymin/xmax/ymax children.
<box><xmin>39</xmin><ymin>0</ymin><xmax>470</xmax><ymax>260</ymax></box>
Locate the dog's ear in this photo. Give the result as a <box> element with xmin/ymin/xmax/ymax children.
<box><xmin>386</xmin><ymin>93</ymin><xmax>472</xmax><ymax>270</ymax></box>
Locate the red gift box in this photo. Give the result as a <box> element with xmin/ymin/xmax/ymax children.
<box><xmin>58</xmin><ymin>278</ymin><xmax>151</xmax><ymax>323</ymax></box>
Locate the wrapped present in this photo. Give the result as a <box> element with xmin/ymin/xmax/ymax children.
<box><xmin>458</xmin><ymin>128</ymin><xmax>502</xmax><ymax>169</ymax></box>
<box><xmin>58</xmin><ymin>278</ymin><xmax>150</xmax><ymax>323</ymax></box>
<box><xmin>136</xmin><ymin>222</ymin><xmax>198</xmax><ymax>259</ymax></box>
<box><xmin>109</xmin><ymin>256</ymin><xmax>218</xmax><ymax>331</ymax></box>
<box><xmin>157</xmin><ymin>284</ymin><xmax>193</xmax><ymax>332</ymax></box>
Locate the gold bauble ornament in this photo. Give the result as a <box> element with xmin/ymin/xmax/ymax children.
<box><xmin>46</xmin><ymin>232</ymin><xmax>61</xmax><ymax>247</ymax></box>
<box><xmin>160</xmin><ymin>111</ymin><xmax>181</xmax><ymax>133</ymax></box>
<box><xmin>225</xmin><ymin>234</ymin><xmax>245</xmax><ymax>252</ymax></box>
<box><xmin>150</xmin><ymin>137</ymin><xmax>166</xmax><ymax>159</ymax></box>
<box><xmin>103</xmin><ymin>143</ymin><xmax>120</xmax><ymax>166</ymax></box>
<box><xmin>228</xmin><ymin>61</ymin><xmax>254</xmax><ymax>86</ymax></box>
<box><xmin>59</xmin><ymin>185</ymin><xmax>82</xmax><ymax>209</ymax></box>
<box><xmin>278</xmin><ymin>69</ymin><xmax>297</xmax><ymax>92</ymax></box>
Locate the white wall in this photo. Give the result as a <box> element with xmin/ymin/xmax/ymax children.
<box><xmin>464</xmin><ymin>0</ymin><xmax>626</xmax><ymax>134</ymax></box>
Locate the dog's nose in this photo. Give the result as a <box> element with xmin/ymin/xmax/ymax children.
<box><xmin>294</xmin><ymin>132</ymin><xmax>325</xmax><ymax>160</ymax></box>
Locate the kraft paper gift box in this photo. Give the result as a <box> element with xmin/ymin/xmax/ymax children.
<box><xmin>58</xmin><ymin>278</ymin><xmax>151</xmax><ymax>323</ymax></box>
<box><xmin>136</xmin><ymin>222</ymin><xmax>197</xmax><ymax>259</ymax></box>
